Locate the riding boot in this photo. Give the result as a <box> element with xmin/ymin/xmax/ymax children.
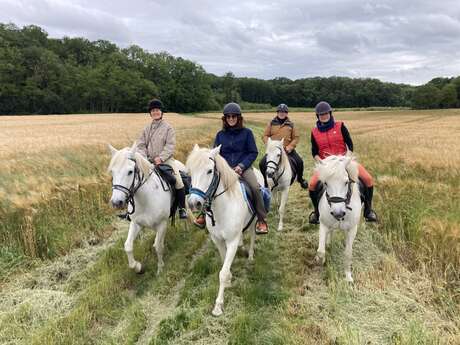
<box><xmin>176</xmin><ymin>188</ymin><xmax>187</xmax><ymax>219</ymax></box>
<box><xmin>363</xmin><ymin>186</ymin><xmax>378</xmax><ymax>222</ymax></box>
<box><xmin>259</xmin><ymin>155</ymin><xmax>269</xmax><ymax>188</ymax></box>
<box><xmin>308</xmin><ymin>190</ymin><xmax>320</xmax><ymax>224</ymax></box>
<box><xmin>291</xmin><ymin>150</ymin><xmax>308</xmax><ymax>189</ymax></box>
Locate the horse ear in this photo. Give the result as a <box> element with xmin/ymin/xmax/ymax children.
<box><xmin>267</xmin><ymin>137</ymin><xmax>272</xmax><ymax>144</ymax></box>
<box><xmin>280</xmin><ymin>137</ymin><xmax>285</xmax><ymax>144</ymax></box>
<box><xmin>108</xmin><ymin>144</ymin><xmax>117</xmax><ymax>157</ymax></box>
<box><xmin>130</xmin><ymin>141</ymin><xmax>137</xmax><ymax>153</ymax></box>
<box><xmin>193</xmin><ymin>144</ymin><xmax>200</xmax><ymax>152</ymax></box>
<box><xmin>210</xmin><ymin>145</ymin><xmax>221</xmax><ymax>157</ymax></box>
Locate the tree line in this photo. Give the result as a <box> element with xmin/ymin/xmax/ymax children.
<box><xmin>0</xmin><ymin>23</ymin><xmax>458</xmax><ymax>115</ymax></box>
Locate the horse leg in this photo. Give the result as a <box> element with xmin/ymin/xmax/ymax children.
<box><xmin>344</xmin><ymin>225</ymin><xmax>358</xmax><ymax>282</ymax></box>
<box><xmin>315</xmin><ymin>223</ymin><xmax>328</xmax><ymax>265</ymax></box>
<box><xmin>153</xmin><ymin>220</ymin><xmax>167</xmax><ymax>275</ymax></box>
<box><xmin>212</xmin><ymin>238</ymin><xmax>239</xmax><ymax>317</ymax></box>
<box><xmin>211</xmin><ymin>235</ymin><xmax>227</xmax><ymax>263</ymax></box>
<box><xmin>326</xmin><ymin>230</ymin><xmax>333</xmax><ymax>247</ymax></box>
<box><xmin>277</xmin><ymin>188</ymin><xmax>289</xmax><ymax>232</ymax></box>
<box><xmin>248</xmin><ymin>226</ymin><xmax>256</xmax><ymax>262</ymax></box>
<box><xmin>124</xmin><ymin>221</ymin><xmax>143</xmax><ymax>274</ymax></box>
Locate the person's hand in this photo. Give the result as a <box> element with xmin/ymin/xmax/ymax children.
<box><xmin>285</xmin><ymin>146</ymin><xmax>293</xmax><ymax>153</ymax></box>
<box><xmin>153</xmin><ymin>157</ymin><xmax>162</xmax><ymax>165</ymax></box>
<box><xmin>234</xmin><ymin>166</ymin><xmax>243</xmax><ymax>175</ymax></box>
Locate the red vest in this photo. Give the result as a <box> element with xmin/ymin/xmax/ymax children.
<box><xmin>312</xmin><ymin>121</ymin><xmax>347</xmax><ymax>159</ymax></box>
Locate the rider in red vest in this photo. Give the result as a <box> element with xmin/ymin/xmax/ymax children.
<box><xmin>308</xmin><ymin>101</ymin><xmax>378</xmax><ymax>224</ymax></box>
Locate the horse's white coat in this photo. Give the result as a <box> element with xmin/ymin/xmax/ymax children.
<box><xmin>186</xmin><ymin>145</ymin><xmax>262</xmax><ymax>316</ymax></box>
<box><xmin>314</xmin><ymin>155</ymin><xmax>362</xmax><ymax>282</ymax></box>
<box><xmin>108</xmin><ymin>142</ymin><xmax>179</xmax><ymax>275</ymax></box>
<box><xmin>265</xmin><ymin>138</ymin><xmax>293</xmax><ymax>231</ymax></box>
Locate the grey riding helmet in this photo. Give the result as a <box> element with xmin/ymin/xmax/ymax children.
<box><xmin>277</xmin><ymin>103</ymin><xmax>289</xmax><ymax>113</ymax></box>
<box><xmin>223</xmin><ymin>102</ymin><xmax>242</xmax><ymax>115</ymax></box>
<box><xmin>315</xmin><ymin>101</ymin><xmax>332</xmax><ymax>115</ymax></box>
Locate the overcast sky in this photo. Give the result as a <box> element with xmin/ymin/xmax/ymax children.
<box><xmin>2</xmin><ymin>0</ymin><xmax>460</xmax><ymax>85</ymax></box>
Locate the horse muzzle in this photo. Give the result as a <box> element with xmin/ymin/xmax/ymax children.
<box><xmin>111</xmin><ymin>197</ymin><xmax>127</xmax><ymax>209</ymax></box>
<box><xmin>187</xmin><ymin>194</ymin><xmax>204</xmax><ymax>212</ymax></box>
<box><xmin>330</xmin><ymin>209</ymin><xmax>346</xmax><ymax>221</ymax></box>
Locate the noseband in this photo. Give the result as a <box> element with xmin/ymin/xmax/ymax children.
<box><xmin>189</xmin><ymin>157</ymin><xmax>227</xmax><ymax>226</ymax></box>
<box><xmin>325</xmin><ymin>175</ymin><xmax>355</xmax><ymax>211</ymax></box>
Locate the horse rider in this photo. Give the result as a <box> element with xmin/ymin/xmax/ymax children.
<box><xmin>137</xmin><ymin>99</ymin><xmax>187</xmax><ymax>219</ymax></box>
<box><xmin>259</xmin><ymin>103</ymin><xmax>309</xmax><ymax>189</ymax></box>
<box><xmin>308</xmin><ymin>101</ymin><xmax>378</xmax><ymax>224</ymax></box>
<box><xmin>194</xmin><ymin>102</ymin><xmax>269</xmax><ymax>235</ymax></box>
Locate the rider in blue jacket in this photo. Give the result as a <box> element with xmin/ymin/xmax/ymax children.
<box><xmin>194</xmin><ymin>102</ymin><xmax>269</xmax><ymax>234</ymax></box>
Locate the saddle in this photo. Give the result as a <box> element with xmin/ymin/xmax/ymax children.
<box><xmin>155</xmin><ymin>164</ymin><xmax>191</xmax><ymax>221</ymax></box>
<box><xmin>240</xmin><ymin>179</ymin><xmax>271</xmax><ymax>213</ymax></box>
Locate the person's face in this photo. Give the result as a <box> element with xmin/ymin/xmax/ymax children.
<box><xmin>225</xmin><ymin>114</ymin><xmax>239</xmax><ymax>127</ymax></box>
<box><xmin>277</xmin><ymin>111</ymin><xmax>288</xmax><ymax>119</ymax></box>
<box><xmin>150</xmin><ymin>108</ymin><xmax>162</xmax><ymax>120</ymax></box>
<box><xmin>318</xmin><ymin>112</ymin><xmax>331</xmax><ymax>123</ymax></box>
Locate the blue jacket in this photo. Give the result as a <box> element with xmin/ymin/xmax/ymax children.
<box><xmin>214</xmin><ymin>127</ymin><xmax>258</xmax><ymax>171</ymax></box>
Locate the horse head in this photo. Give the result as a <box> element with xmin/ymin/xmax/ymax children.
<box><xmin>265</xmin><ymin>137</ymin><xmax>285</xmax><ymax>179</ymax></box>
<box><xmin>107</xmin><ymin>142</ymin><xmax>139</xmax><ymax>209</ymax></box>
<box><xmin>317</xmin><ymin>155</ymin><xmax>358</xmax><ymax>221</ymax></box>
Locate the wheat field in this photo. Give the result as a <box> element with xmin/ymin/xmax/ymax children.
<box><xmin>0</xmin><ymin>110</ymin><xmax>459</xmax><ymax>345</ymax></box>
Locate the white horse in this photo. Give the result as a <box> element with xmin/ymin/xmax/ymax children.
<box><xmin>265</xmin><ymin>138</ymin><xmax>293</xmax><ymax>232</ymax></box>
<box><xmin>108</xmin><ymin>142</ymin><xmax>181</xmax><ymax>275</ymax></box>
<box><xmin>186</xmin><ymin>145</ymin><xmax>262</xmax><ymax>316</ymax></box>
<box><xmin>314</xmin><ymin>155</ymin><xmax>362</xmax><ymax>282</ymax></box>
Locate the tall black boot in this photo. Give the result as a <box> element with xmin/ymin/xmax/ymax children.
<box><xmin>290</xmin><ymin>150</ymin><xmax>308</xmax><ymax>189</ymax></box>
<box><xmin>296</xmin><ymin>162</ymin><xmax>308</xmax><ymax>189</ymax></box>
<box><xmin>308</xmin><ymin>190</ymin><xmax>320</xmax><ymax>224</ymax></box>
<box><xmin>363</xmin><ymin>186</ymin><xmax>378</xmax><ymax>222</ymax></box>
<box><xmin>259</xmin><ymin>155</ymin><xmax>269</xmax><ymax>188</ymax></box>
<box><xmin>176</xmin><ymin>188</ymin><xmax>187</xmax><ymax>219</ymax></box>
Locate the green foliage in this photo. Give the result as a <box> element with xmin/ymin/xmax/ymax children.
<box><xmin>412</xmin><ymin>84</ymin><xmax>442</xmax><ymax>109</ymax></box>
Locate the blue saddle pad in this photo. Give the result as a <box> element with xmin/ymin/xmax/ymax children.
<box><xmin>240</xmin><ymin>181</ymin><xmax>271</xmax><ymax>213</ymax></box>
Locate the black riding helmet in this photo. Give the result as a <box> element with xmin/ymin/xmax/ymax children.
<box><xmin>148</xmin><ymin>99</ymin><xmax>163</xmax><ymax>112</ymax></box>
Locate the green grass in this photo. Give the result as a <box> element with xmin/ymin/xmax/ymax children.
<box><xmin>1</xmin><ymin>114</ymin><xmax>458</xmax><ymax>344</ymax></box>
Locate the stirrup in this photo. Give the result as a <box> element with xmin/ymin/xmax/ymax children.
<box><xmin>178</xmin><ymin>208</ymin><xmax>187</xmax><ymax>219</ymax></box>
<box><xmin>255</xmin><ymin>221</ymin><xmax>269</xmax><ymax>235</ymax></box>
<box><xmin>308</xmin><ymin>211</ymin><xmax>319</xmax><ymax>224</ymax></box>
<box><xmin>364</xmin><ymin>210</ymin><xmax>378</xmax><ymax>222</ymax></box>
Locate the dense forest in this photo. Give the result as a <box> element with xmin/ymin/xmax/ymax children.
<box><xmin>1</xmin><ymin>23</ymin><xmax>459</xmax><ymax>114</ymax></box>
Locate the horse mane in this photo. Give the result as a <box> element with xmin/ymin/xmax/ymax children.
<box><xmin>267</xmin><ymin>139</ymin><xmax>289</xmax><ymax>169</ymax></box>
<box><xmin>186</xmin><ymin>147</ymin><xmax>240</xmax><ymax>195</ymax></box>
<box><xmin>316</xmin><ymin>155</ymin><xmax>359</xmax><ymax>181</ymax></box>
<box><xmin>108</xmin><ymin>147</ymin><xmax>153</xmax><ymax>177</ymax></box>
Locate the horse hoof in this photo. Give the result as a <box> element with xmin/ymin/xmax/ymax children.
<box><xmin>212</xmin><ymin>306</ymin><xmax>223</xmax><ymax>317</ymax></box>
<box><xmin>314</xmin><ymin>254</ymin><xmax>325</xmax><ymax>266</ymax></box>
<box><xmin>136</xmin><ymin>264</ymin><xmax>145</xmax><ymax>275</ymax></box>
<box><xmin>345</xmin><ymin>273</ymin><xmax>354</xmax><ymax>283</ymax></box>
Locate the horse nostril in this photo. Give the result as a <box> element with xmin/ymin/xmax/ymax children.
<box><xmin>196</xmin><ymin>201</ymin><xmax>202</xmax><ymax>208</ymax></box>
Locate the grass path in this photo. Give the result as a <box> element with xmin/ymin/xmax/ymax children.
<box><xmin>1</xmin><ymin>118</ymin><xmax>458</xmax><ymax>345</ymax></box>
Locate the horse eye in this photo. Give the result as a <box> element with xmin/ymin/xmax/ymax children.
<box><xmin>207</xmin><ymin>169</ymin><xmax>212</xmax><ymax>175</ymax></box>
<box><xmin>128</xmin><ymin>170</ymin><xmax>133</xmax><ymax>175</ymax></box>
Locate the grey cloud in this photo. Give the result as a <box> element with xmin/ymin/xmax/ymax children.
<box><xmin>1</xmin><ymin>0</ymin><xmax>460</xmax><ymax>84</ymax></box>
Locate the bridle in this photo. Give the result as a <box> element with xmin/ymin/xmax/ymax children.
<box><xmin>266</xmin><ymin>146</ymin><xmax>285</xmax><ymax>190</ymax></box>
<box><xmin>189</xmin><ymin>157</ymin><xmax>227</xmax><ymax>226</ymax></box>
<box><xmin>111</xmin><ymin>157</ymin><xmax>170</xmax><ymax>215</ymax></box>
<box><xmin>324</xmin><ymin>173</ymin><xmax>355</xmax><ymax>211</ymax></box>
